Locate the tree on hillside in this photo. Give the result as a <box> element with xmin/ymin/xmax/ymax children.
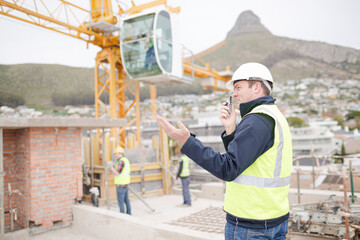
<box><xmin>0</xmin><ymin>91</ymin><xmax>25</xmax><ymax>108</ymax></box>
<box><xmin>346</xmin><ymin>110</ymin><xmax>360</xmax><ymax>130</ymax></box>
<box><xmin>287</xmin><ymin>117</ymin><xmax>307</xmax><ymax>128</ymax></box>
<box><xmin>346</xmin><ymin>110</ymin><xmax>360</xmax><ymax>120</ymax></box>
<box><xmin>333</xmin><ymin>113</ymin><xmax>345</xmax><ymax>128</ymax></box>
<box><xmin>341</xmin><ymin>142</ymin><xmax>346</xmax><ymax>156</ymax></box>
<box><xmin>355</xmin><ymin>116</ymin><xmax>360</xmax><ymax>130</ymax></box>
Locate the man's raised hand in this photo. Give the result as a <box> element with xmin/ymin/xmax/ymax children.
<box><xmin>156</xmin><ymin>115</ymin><xmax>190</xmax><ymax>145</ymax></box>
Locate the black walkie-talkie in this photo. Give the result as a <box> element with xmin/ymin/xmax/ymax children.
<box><xmin>225</xmin><ymin>96</ymin><xmax>232</xmax><ymax>114</ymax></box>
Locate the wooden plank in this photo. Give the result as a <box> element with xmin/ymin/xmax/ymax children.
<box><xmin>131</xmin><ymin>175</ymin><xmax>141</xmax><ymax>183</ymax></box>
<box><xmin>94</xmin><ymin>164</ymin><xmax>143</xmax><ymax>173</ymax></box>
<box><xmin>130</xmin><ymin>173</ymin><xmax>162</xmax><ymax>182</ymax></box>
<box><xmin>144</xmin><ymin>162</ymin><xmax>161</xmax><ymax>170</ymax></box>
<box><xmin>130</xmin><ymin>164</ymin><xmax>141</xmax><ymax>171</ymax></box>
<box><xmin>144</xmin><ymin>173</ymin><xmax>162</xmax><ymax>181</ymax></box>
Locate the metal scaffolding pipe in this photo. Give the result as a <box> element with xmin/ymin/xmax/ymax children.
<box><xmin>102</xmin><ymin>129</ymin><xmax>110</xmax><ymax>210</ymax></box>
<box><xmin>128</xmin><ymin>186</ymin><xmax>155</xmax><ymax>213</ymax></box>
<box><xmin>342</xmin><ymin>165</ymin><xmax>350</xmax><ymax>240</ymax></box>
<box><xmin>0</xmin><ymin>128</ymin><xmax>4</xmax><ymax>238</ymax></box>
<box><xmin>296</xmin><ymin>159</ymin><xmax>301</xmax><ymax>204</ymax></box>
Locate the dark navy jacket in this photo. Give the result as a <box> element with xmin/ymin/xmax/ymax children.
<box><xmin>180</xmin><ymin>96</ymin><xmax>289</xmax><ymax>229</ymax></box>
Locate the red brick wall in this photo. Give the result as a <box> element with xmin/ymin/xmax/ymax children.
<box><xmin>14</xmin><ymin>128</ymin><xmax>31</xmax><ymax>231</ymax></box>
<box><xmin>3</xmin><ymin>129</ymin><xmax>25</xmax><ymax>231</ymax></box>
<box><xmin>3</xmin><ymin>127</ymin><xmax>82</xmax><ymax>231</ymax></box>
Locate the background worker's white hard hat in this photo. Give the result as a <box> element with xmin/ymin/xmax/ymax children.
<box><xmin>114</xmin><ymin>146</ymin><xmax>124</xmax><ymax>154</ymax></box>
<box><xmin>226</xmin><ymin>62</ymin><xmax>273</xmax><ymax>92</ymax></box>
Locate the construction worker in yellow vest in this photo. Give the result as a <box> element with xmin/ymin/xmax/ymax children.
<box><xmin>157</xmin><ymin>62</ymin><xmax>293</xmax><ymax>240</ymax></box>
<box><xmin>176</xmin><ymin>154</ymin><xmax>191</xmax><ymax>206</ymax></box>
<box><xmin>110</xmin><ymin>146</ymin><xmax>131</xmax><ymax>215</ymax></box>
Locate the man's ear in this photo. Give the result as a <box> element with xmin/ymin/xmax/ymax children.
<box><xmin>253</xmin><ymin>81</ymin><xmax>262</xmax><ymax>94</ymax></box>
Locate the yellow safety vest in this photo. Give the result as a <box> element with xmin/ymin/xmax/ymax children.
<box><xmin>224</xmin><ymin>104</ymin><xmax>293</xmax><ymax>220</ymax></box>
<box><xmin>114</xmin><ymin>157</ymin><xmax>131</xmax><ymax>185</ymax></box>
<box><xmin>179</xmin><ymin>155</ymin><xmax>190</xmax><ymax>177</ymax></box>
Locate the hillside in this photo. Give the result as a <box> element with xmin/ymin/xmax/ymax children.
<box><xmin>1</xmin><ymin>10</ymin><xmax>359</xmax><ymax>107</ymax></box>
<box><xmin>0</xmin><ymin>64</ymin><xmax>94</xmax><ymax>106</ymax></box>
<box><xmin>0</xmin><ymin>64</ymin><xmax>209</xmax><ymax>107</ymax></box>
<box><xmin>197</xmin><ymin>11</ymin><xmax>360</xmax><ymax>82</ymax></box>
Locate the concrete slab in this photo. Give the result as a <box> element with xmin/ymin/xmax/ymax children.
<box><xmin>5</xmin><ymin>194</ymin><xmax>224</xmax><ymax>240</ymax></box>
<box><xmin>0</xmin><ymin>117</ymin><xmax>126</xmax><ymax>129</ymax></box>
<box><xmin>4</xmin><ymin>188</ymin><xmax>353</xmax><ymax>240</ymax></box>
<box><xmin>4</xmin><ymin>226</ymin><xmax>99</xmax><ymax>240</ymax></box>
<box><xmin>197</xmin><ymin>182</ymin><xmax>225</xmax><ymax>201</ymax></box>
<box><xmin>288</xmin><ymin>187</ymin><xmax>360</xmax><ymax>205</ymax></box>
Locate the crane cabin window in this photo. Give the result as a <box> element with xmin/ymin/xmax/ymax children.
<box><xmin>120</xmin><ymin>10</ymin><xmax>174</xmax><ymax>81</ymax></box>
<box><xmin>155</xmin><ymin>11</ymin><xmax>172</xmax><ymax>73</ymax></box>
<box><xmin>120</xmin><ymin>13</ymin><xmax>161</xmax><ymax>78</ymax></box>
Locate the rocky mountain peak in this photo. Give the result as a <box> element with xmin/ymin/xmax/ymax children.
<box><xmin>226</xmin><ymin>10</ymin><xmax>271</xmax><ymax>38</ymax></box>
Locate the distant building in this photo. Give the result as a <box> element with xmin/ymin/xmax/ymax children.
<box><xmin>333</xmin><ymin>128</ymin><xmax>360</xmax><ymax>154</ymax></box>
<box><xmin>291</xmin><ymin>126</ymin><xmax>340</xmax><ymax>156</ymax></box>
<box><xmin>308</xmin><ymin>118</ymin><xmax>341</xmax><ymax>132</ymax></box>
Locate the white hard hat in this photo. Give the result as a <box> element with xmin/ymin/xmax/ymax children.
<box><xmin>226</xmin><ymin>62</ymin><xmax>273</xmax><ymax>92</ymax></box>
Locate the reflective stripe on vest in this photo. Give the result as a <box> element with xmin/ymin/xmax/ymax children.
<box><xmin>224</xmin><ymin>104</ymin><xmax>293</xmax><ymax>220</ymax></box>
<box><xmin>232</xmin><ymin>174</ymin><xmax>291</xmax><ymax>188</ymax></box>
<box><xmin>114</xmin><ymin>157</ymin><xmax>131</xmax><ymax>185</ymax></box>
<box><xmin>179</xmin><ymin>155</ymin><xmax>190</xmax><ymax>177</ymax></box>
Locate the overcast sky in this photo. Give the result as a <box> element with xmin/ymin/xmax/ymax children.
<box><xmin>0</xmin><ymin>0</ymin><xmax>359</xmax><ymax>68</ymax></box>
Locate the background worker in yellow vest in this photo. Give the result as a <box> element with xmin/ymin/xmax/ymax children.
<box><xmin>176</xmin><ymin>154</ymin><xmax>191</xmax><ymax>206</ymax></box>
<box><xmin>157</xmin><ymin>62</ymin><xmax>293</xmax><ymax>240</ymax></box>
<box><xmin>110</xmin><ymin>146</ymin><xmax>131</xmax><ymax>215</ymax></box>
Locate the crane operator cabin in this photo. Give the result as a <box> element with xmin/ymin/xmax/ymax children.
<box><xmin>120</xmin><ymin>9</ymin><xmax>187</xmax><ymax>84</ymax></box>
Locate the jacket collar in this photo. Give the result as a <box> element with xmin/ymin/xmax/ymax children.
<box><xmin>239</xmin><ymin>96</ymin><xmax>275</xmax><ymax>118</ymax></box>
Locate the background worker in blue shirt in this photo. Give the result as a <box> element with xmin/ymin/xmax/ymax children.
<box><xmin>157</xmin><ymin>62</ymin><xmax>293</xmax><ymax>240</ymax></box>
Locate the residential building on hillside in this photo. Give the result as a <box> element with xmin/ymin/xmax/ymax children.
<box><xmin>291</xmin><ymin>126</ymin><xmax>340</xmax><ymax>156</ymax></box>
<box><xmin>333</xmin><ymin>128</ymin><xmax>360</xmax><ymax>154</ymax></box>
<box><xmin>308</xmin><ymin>118</ymin><xmax>341</xmax><ymax>131</ymax></box>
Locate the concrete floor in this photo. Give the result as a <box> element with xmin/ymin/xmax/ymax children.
<box><xmin>4</xmin><ymin>188</ymin><xmax>347</xmax><ymax>240</ymax></box>
<box><xmin>5</xmin><ymin>194</ymin><xmax>224</xmax><ymax>240</ymax></box>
